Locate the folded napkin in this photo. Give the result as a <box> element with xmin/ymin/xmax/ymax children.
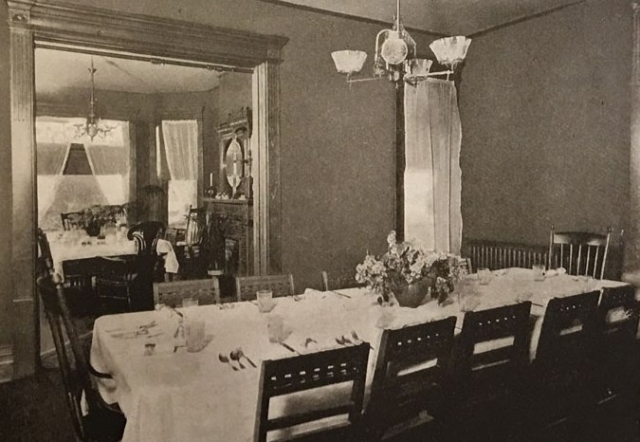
<box><xmin>545</xmin><ymin>268</ymin><xmax>567</xmax><ymax>277</ymax></box>
<box><xmin>156</xmin><ymin>239</ymin><xmax>179</xmax><ymax>274</ymax></box>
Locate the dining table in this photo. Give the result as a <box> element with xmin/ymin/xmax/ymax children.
<box><xmin>47</xmin><ymin>230</ymin><xmax>179</xmax><ymax>278</ymax></box>
<box><xmin>47</xmin><ymin>230</ymin><xmax>137</xmax><ymax>278</ymax></box>
<box><xmin>89</xmin><ymin>267</ymin><xmax>631</xmax><ymax>442</ymax></box>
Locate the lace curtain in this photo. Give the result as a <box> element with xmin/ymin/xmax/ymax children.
<box><xmin>162</xmin><ymin>120</ymin><xmax>198</xmax><ymax>225</ymax></box>
<box><xmin>36</xmin><ymin>118</ymin><xmax>130</xmax><ymax>228</ymax></box>
<box><xmin>404</xmin><ymin>79</ymin><xmax>463</xmax><ymax>254</ymax></box>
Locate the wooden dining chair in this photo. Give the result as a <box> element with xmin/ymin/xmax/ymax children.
<box><xmin>444</xmin><ymin>302</ymin><xmax>532</xmax><ymax>440</ymax></box>
<box><xmin>36</xmin><ymin>227</ymin><xmax>54</xmax><ymax>278</ymax></box>
<box><xmin>547</xmin><ymin>226</ymin><xmax>612</xmax><ymax>279</ymax></box>
<box><xmin>153</xmin><ymin>278</ymin><xmax>221</xmax><ymax>308</ymax></box>
<box><xmin>320</xmin><ymin>270</ymin><xmax>362</xmax><ymax>292</ymax></box>
<box><xmin>37</xmin><ymin>273</ymin><xmax>126</xmax><ymax>442</ymax></box>
<box><xmin>127</xmin><ymin>221</ymin><xmax>165</xmax><ymax>256</ymax></box>
<box><xmin>594</xmin><ymin>285</ymin><xmax>639</xmax><ymax>401</ymax></box>
<box><xmin>236</xmin><ymin>274</ymin><xmax>295</xmax><ymax>302</ymax></box>
<box><xmin>254</xmin><ymin>343</ymin><xmax>370</xmax><ymax>442</ymax></box>
<box><xmin>62</xmin><ymin>257</ymin><xmax>101</xmax><ymax>318</ymax></box>
<box><xmin>176</xmin><ymin>206</ymin><xmax>207</xmax><ymax>278</ymax></box>
<box><xmin>94</xmin><ymin>256</ymin><xmax>140</xmax><ymax>315</ymax></box>
<box><xmin>529</xmin><ymin>291</ymin><xmax>601</xmax><ymax>435</ymax></box>
<box><xmin>365</xmin><ymin>316</ymin><xmax>456</xmax><ymax>441</ymax></box>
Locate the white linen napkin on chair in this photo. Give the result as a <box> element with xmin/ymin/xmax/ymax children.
<box><xmin>156</xmin><ymin>239</ymin><xmax>179</xmax><ymax>274</ymax></box>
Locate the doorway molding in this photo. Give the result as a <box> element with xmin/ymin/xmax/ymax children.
<box><xmin>7</xmin><ymin>0</ymin><xmax>287</xmax><ymax>378</ymax></box>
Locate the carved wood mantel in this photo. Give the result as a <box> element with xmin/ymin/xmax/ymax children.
<box><xmin>6</xmin><ymin>0</ymin><xmax>287</xmax><ymax>378</ymax></box>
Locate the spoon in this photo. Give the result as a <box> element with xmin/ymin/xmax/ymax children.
<box><xmin>237</xmin><ymin>348</ymin><xmax>256</xmax><ymax>368</ymax></box>
<box><xmin>229</xmin><ymin>350</ymin><xmax>245</xmax><ymax>369</ymax></box>
<box><xmin>218</xmin><ymin>353</ymin><xmax>239</xmax><ymax>371</ymax></box>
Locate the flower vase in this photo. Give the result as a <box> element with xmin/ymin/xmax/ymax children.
<box><xmin>85</xmin><ymin>222</ymin><xmax>101</xmax><ymax>237</ymax></box>
<box><xmin>389</xmin><ymin>278</ymin><xmax>430</xmax><ymax>308</ymax></box>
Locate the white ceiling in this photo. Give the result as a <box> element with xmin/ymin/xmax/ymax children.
<box><xmin>35</xmin><ymin>48</ymin><xmax>222</xmax><ymax>95</ymax></box>
<box><xmin>267</xmin><ymin>0</ymin><xmax>580</xmax><ymax>35</ymax></box>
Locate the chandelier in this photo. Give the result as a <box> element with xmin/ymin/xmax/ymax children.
<box><xmin>331</xmin><ymin>0</ymin><xmax>472</xmax><ymax>86</ymax></box>
<box><xmin>75</xmin><ymin>57</ymin><xmax>115</xmax><ymax>141</ymax></box>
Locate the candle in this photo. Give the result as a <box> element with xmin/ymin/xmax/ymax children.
<box><xmin>209</xmin><ymin>172</ymin><xmax>213</xmax><ymax>187</ymax></box>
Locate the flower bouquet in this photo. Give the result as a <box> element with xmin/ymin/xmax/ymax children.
<box><xmin>355</xmin><ymin>231</ymin><xmax>468</xmax><ymax>307</ymax></box>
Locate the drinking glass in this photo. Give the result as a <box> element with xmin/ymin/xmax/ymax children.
<box><xmin>182</xmin><ymin>297</ymin><xmax>199</xmax><ymax>308</ymax></box>
<box><xmin>257</xmin><ymin>290</ymin><xmax>274</xmax><ymax>313</ymax></box>
<box><xmin>267</xmin><ymin>313</ymin><xmax>287</xmax><ymax>343</ymax></box>
<box><xmin>186</xmin><ymin>318</ymin><xmax>205</xmax><ymax>352</ymax></box>
<box><xmin>477</xmin><ymin>268</ymin><xmax>492</xmax><ymax>285</ymax></box>
<box><xmin>532</xmin><ymin>264</ymin><xmax>546</xmax><ymax>282</ymax></box>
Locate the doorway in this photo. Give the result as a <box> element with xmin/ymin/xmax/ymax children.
<box><xmin>7</xmin><ymin>1</ymin><xmax>287</xmax><ymax>378</ymax></box>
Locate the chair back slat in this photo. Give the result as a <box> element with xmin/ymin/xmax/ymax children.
<box><xmin>548</xmin><ymin>227</ymin><xmax>612</xmax><ymax>279</ymax></box>
<box><xmin>236</xmin><ymin>274</ymin><xmax>295</xmax><ymax>302</ymax></box>
<box><xmin>536</xmin><ymin>291</ymin><xmax>600</xmax><ymax>367</ymax></box>
<box><xmin>254</xmin><ymin>343</ymin><xmax>369</xmax><ymax>442</ymax></box>
<box><xmin>153</xmin><ymin>278</ymin><xmax>220</xmax><ymax>307</ymax></box>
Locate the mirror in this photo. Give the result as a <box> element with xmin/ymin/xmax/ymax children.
<box><xmin>225</xmin><ymin>137</ymin><xmax>244</xmax><ymax>195</ymax></box>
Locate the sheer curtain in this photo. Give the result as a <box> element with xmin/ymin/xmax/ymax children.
<box><xmin>36</xmin><ymin>143</ymin><xmax>70</xmax><ymax>224</ymax></box>
<box><xmin>404</xmin><ymin>79</ymin><xmax>462</xmax><ymax>254</ymax></box>
<box><xmin>162</xmin><ymin>120</ymin><xmax>198</xmax><ymax>225</ymax></box>
<box><xmin>85</xmin><ymin>122</ymin><xmax>130</xmax><ymax>204</ymax></box>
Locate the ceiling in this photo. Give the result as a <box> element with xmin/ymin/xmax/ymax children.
<box><xmin>266</xmin><ymin>0</ymin><xmax>580</xmax><ymax>35</ymax></box>
<box><xmin>35</xmin><ymin>48</ymin><xmax>223</xmax><ymax>95</ymax></box>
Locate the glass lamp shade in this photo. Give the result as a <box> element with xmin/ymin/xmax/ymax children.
<box><xmin>331</xmin><ymin>50</ymin><xmax>367</xmax><ymax>75</ymax></box>
<box><xmin>380</xmin><ymin>31</ymin><xmax>408</xmax><ymax>65</ymax></box>
<box><xmin>429</xmin><ymin>36</ymin><xmax>472</xmax><ymax>68</ymax></box>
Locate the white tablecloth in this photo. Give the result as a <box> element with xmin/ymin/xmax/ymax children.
<box><xmin>49</xmin><ymin>234</ymin><xmax>179</xmax><ymax>277</ymax></box>
<box><xmin>90</xmin><ymin>268</ymin><xmax>628</xmax><ymax>442</ymax></box>
<box><xmin>49</xmin><ymin>235</ymin><xmax>137</xmax><ymax>277</ymax></box>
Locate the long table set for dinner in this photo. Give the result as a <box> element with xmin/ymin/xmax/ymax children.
<box><xmin>89</xmin><ymin>267</ymin><xmax>630</xmax><ymax>442</ymax></box>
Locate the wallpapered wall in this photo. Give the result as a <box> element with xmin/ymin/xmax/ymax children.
<box><xmin>0</xmin><ymin>0</ymin><xmax>405</xmax><ymax>346</ymax></box>
<box><xmin>48</xmin><ymin>0</ymin><xmax>403</xmax><ymax>293</ymax></box>
<box><xmin>459</xmin><ymin>0</ymin><xmax>631</xmax><ymax>250</ymax></box>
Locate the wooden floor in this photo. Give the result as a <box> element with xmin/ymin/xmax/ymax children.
<box><xmin>0</xmin><ymin>369</ymin><xmax>76</xmax><ymax>442</ymax></box>
<box><xmin>1</xmin><ymin>368</ymin><xmax>639</xmax><ymax>442</ymax></box>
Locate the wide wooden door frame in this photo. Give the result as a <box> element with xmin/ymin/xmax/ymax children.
<box><xmin>7</xmin><ymin>0</ymin><xmax>287</xmax><ymax>378</ymax></box>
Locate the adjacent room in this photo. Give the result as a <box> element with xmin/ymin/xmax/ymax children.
<box><xmin>0</xmin><ymin>0</ymin><xmax>638</xmax><ymax>441</ymax></box>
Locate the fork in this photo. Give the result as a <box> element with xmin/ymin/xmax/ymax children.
<box><xmin>218</xmin><ymin>353</ymin><xmax>239</xmax><ymax>371</ymax></box>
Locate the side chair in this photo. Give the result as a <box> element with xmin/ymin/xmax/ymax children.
<box><xmin>321</xmin><ymin>270</ymin><xmax>362</xmax><ymax>292</ymax></box>
<box><xmin>236</xmin><ymin>274</ymin><xmax>295</xmax><ymax>302</ymax></box>
<box><xmin>594</xmin><ymin>285</ymin><xmax>640</xmax><ymax>403</ymax></box>
<box><xmin>153</xmin><ymin>278</ymin><xmax>221</xmax><ymax>308</ymax></box>
<box><xmin>365</xmin><ymin>316</ymin><xmax>457</xmax><ymax>441</ymax></box>
<box><xmin>37</xmin><ymin>274</ymin><xmax>125</xmax><ymax>442</ymax></box>
<box><xmin>443</xmin><ymin>302</ymin><xmax>532</xmax><ymax>441</ymax></box>
<box><xmin>254</xmin><ymin>343</ymin><xmax>370</xmax><ymax>442</ymax></box>
<box><xmin>548</xmin><ymin>226</ymin><xmax>612</xmax><ymax>279</ymax></box>
<box><xmin>529</xmin><ymin>291</ymin><xmax>601</xmax><ymax>436</ymax></box>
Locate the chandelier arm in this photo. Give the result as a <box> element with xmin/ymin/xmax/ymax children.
<box><xmin>347</xmin><ymin>76</ymin><xmax>383</xmax><ymax>84</ymax></box>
